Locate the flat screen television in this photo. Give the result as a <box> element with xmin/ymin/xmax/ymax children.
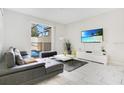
<box><xmin>81</xmin><ymin>28</ymin><xmax>103</xmax><ymax>43</ymax></box>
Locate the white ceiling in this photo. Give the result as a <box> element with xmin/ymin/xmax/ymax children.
<box><xmin>7</xmin><ymin>8</ymin><xmax>115</xmax><ymax>24</ymax></box>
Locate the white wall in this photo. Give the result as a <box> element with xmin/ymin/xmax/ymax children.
<box><xmin>4</xmin><ymin>9</ymin><xmax>124</xmax><ymax>65</ymax></box>
<box><xmin>66</xmin><ymin>9</ymin><xmax>124</xmax><ymax>65</ymax></box>
<box><xmin>3</xmin><ymin>9</ymin><xmax>66</xmax><ymax>54</ymax></box>
<box><xmin>0</xmin><ymin>9</ymin><xmax>4</xmax><ymax>60</ymax></box>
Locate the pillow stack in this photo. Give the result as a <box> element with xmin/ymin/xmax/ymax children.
<box><xmin>5</xmin><ymin>47</ymin><xmax>38</xmax><ymax>68</ymax></box>
<box><xmin>5</xmin><ymin>47</ymin><xmax>26</xmax><ymax>68</ymax></box>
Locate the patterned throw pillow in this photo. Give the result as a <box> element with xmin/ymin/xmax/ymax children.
<box><xmin>16</xmin><ymin>55</ymin><xmax>25</xmax><ymax>65</ymax></box>
<box><xmin>14</xmin><ymin>48</ymin><xmax>25</xmax><ymax>65</ymax></box>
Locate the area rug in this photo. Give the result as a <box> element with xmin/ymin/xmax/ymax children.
<box><xmin>63</xmin><ymin>59</ymin><xmax>88</xmax><ymax>72</ymax></box>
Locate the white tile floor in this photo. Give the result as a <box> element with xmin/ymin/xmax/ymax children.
<box><xmin>36</xmin><ymin>60</ymin><xmax>124</xmax><ymax>85</ymax></box>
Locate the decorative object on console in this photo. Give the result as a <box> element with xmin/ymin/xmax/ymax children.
<box><xmin>101</xmin><ymin>41</ymin><xmax>106</xmax><ymax>55</ymax></box>
<box><xmin>85</xmin><ymin>51</ymin><xmax>92</xmax><ymax>53</ymax></box>
<box><xmin>101</xmin><ymin>46</ymin><xmax>106</xmax><ymax>55</ymax></box>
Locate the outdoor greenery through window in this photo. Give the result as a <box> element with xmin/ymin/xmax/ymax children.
<box><xmin>31</xmin><ymin>24</ymin><xmax>51</xmax><ymax>37</ymax></box>
<box><xmin>31</xmin><ymin>24</ymin><xmax>52</xmax><ymax>57</ymax></box>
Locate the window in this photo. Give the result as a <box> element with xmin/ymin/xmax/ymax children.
<box><xmin>31</xmin><ymin>23</ymin><xmax>52</xmax><ymax>57</ymax></box>
<box><xmin>31</xmin><ymin>24</ymin><xmax>51</xmax><ymax>37</ymax></box>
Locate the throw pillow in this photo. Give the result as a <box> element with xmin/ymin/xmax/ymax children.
<box><xmin>24</xmin><ymin>58</ymin><xmax>37</xmax><ymax>64</ymax></box>
<box><xmin>14</xmin><ymin>48</ymin><xmax>25</xmax><ymax>65</ymax></box>
<box><xmin>16</xmin><ymin>55</ymin><xmax>25</xmax><ymax>65</ymax></box>
<box><xmin>5</xmin><ymin>47</ymin><xmax>16</xmax><ymax>68</ymax></box>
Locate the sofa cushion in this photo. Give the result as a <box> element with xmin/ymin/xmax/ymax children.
<box><xmin>5</xmin><ymin>47</ymin><xmax>16</xmax><ymax>68</ymax></box>
<box><xmin>20</xmin><ymin>51</ymin><xmax>29</xmax><ymax>56</ymax></box>
<box><xmin>41</xmin><ymin>51</ymin><xmax>57</xmax><ymax>58</ymax></box>
<box><xmin>22</xmin><ymin>55</ymin><xmax>30</xmax><ymax>59</ymax></box>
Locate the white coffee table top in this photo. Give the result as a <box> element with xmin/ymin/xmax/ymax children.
<box><xmin>53</xmin><ymin>54</ymin><xmax>73</xmax><ymax>61</ymax></box>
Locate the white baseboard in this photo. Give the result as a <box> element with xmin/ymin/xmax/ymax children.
<box><xmin>109</xmin><ymin>59</ymin><xmax>124</xmax><ymax>66</ymax></box>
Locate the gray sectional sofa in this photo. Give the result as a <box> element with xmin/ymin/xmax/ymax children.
<box><xmin>0</xmin><ymin>49</ymin><xmax>63</xmax><ymax>85</ymax></box>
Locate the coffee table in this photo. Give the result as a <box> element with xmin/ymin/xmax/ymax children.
<box><xmin>53</xmin><ymin>54</ymin><xmax>73</xmax><ymax>62</ymax></box>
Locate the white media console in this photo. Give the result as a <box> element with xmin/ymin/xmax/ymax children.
<box><xmin>77</xmin><ymin>51</ymin><xmax>108</xmax><ymax>65</ymax></box>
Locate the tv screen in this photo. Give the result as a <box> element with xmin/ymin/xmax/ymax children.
<box><xmin>81</xmin><ymin>28</ymin><xmax>103</xmax><ymax>43</ymax></box>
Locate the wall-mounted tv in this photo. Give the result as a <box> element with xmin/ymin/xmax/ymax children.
<box><xmin>81</xmin><ymin>28</ymin><xmax>103</xmax><ymax>43</ymax></box>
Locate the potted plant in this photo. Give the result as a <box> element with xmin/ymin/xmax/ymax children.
<box><xmin>64</xmin><ymin>40</ymin><xmax>72</xmax><ymax>55</ymax></box>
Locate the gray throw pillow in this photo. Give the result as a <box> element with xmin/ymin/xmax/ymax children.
<box><xmin>16</xmin><ymin>55</ymin><xmax>25</xmax><ymax>65</ymax></box>
<box><xmin>5</xmin><ymin>47</ymin><xmax>16</xmax><ymax>68</ymax></box>
<box><xmin>14</xmin><ymin>48</ymin><xmax>25</xmax><ymax>65</ymax></box>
